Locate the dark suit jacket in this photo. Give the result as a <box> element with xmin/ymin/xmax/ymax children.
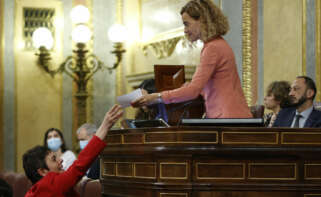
<box><xmin>86</xmin><ymin>157</ymin><xmax>100</xmax><ymax>180</ymax></box>
<box><xmin>273</xmin><ymin>107</ymin><xmax>321</xmax><ymax>128</ymax></box>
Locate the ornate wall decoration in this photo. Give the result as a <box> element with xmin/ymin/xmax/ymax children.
<box><xmin>142</xmin><ymin>36</ymin><xmax>183</xmax><ymax>59</ymax></box>
<box><xmin>242</xmin><ymin>0</ymin><xmax>252</xmax><ymax>105</ymax></box>
<box><xmin>140</xmin><ymin>0</ymin><xmax>187</xmax><ymax>59</ymax></box>
<box><xmin>23</xmin><ymin>7</ymin><xmax>55</xmax><ymax>50</ymax></box>
<box><xmin>140</xmin><ymin>0</ymin><xmax>223</xmax><ymax>60</ymax></box>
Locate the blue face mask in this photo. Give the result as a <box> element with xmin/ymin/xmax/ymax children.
<box><xmin>79</xmin><ymin>140</ymin><xmax>89</xmax><ymax>150</ymax></box>
<box><xmin>47</xmin><ymin>137</ymin><xmax>62</xmax><ymax>152</ymax></box>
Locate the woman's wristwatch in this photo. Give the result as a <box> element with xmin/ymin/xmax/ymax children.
<box><xmin>156</xmin><ymin>93</ymin><xmax>163</xmax><ymax>103</ymax></box>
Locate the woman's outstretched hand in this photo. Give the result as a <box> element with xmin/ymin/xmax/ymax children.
<box><xmin>95</xmin><ymin>104</ymin><xmax>123</xmax><ymax>140</ymax></box>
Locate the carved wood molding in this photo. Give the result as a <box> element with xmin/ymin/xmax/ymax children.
<box><xmin>316</xmin><ymin>0</ymin><xmax>321</xmax><ymax>102</ymax></box>
<box><xmin>242</xmin><ymin>0</ymin><xmax>253</xmax><ymax>105</ymax></box>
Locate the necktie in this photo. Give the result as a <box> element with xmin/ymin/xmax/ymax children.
<box><xmin>293</xmin><ymin>114</ymin><xmax>302</xmax><ymax>128</ymax></box>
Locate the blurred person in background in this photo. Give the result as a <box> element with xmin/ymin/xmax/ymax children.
<box><xmin>44</xmin><ymin>128</ymin><xmax>76</xmax><ymax>170</ymax></box>
<box><xmin>76</xmin><ymin>123</ymin><xmax>100</xmax><ymax>179</ymax></box>
<box><xmin>263</xmin><ymin>81</ymin><xmax>291</xmax><ymax>127</ymax></box>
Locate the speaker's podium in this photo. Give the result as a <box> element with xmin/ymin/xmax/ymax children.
<box><xmin>154</xmin><ymin>65</ymin><xmax>204</xmax><ymax>125</ymax></box>
<box><xmin>101</xmin><ymin>126</ymin><xmax>321</xmax><ymax>197</ymax></box>
<box><xmin>100</xmin><ymin>65</ymin><xmax>321</xmax><ymax>197</ymax></box>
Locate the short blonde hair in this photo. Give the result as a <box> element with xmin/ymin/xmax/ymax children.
<box><xmin>180</xmin><ymin>0</ymin><xmax>229</xmax><ymax>42</ymax></box>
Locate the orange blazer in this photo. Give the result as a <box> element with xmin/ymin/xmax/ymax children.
<box><xmin>162</xmin><ymin>36</ymin><xmax>252</xmax><ymax>118</ymax></box>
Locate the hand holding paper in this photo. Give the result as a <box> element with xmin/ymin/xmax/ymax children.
<box><xmin>117</xmin><ymin>89</ymin><xmax>143</xmax><ymax>108</ymax></box>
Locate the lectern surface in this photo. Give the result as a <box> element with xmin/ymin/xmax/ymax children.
<box><xmin>180</xmin><ymin>118</ymin><xmax>264</xmax><ymax>127</ymax></box>
<box><xmin>121</xmin><ymin>119</ymin><xmax>170</xmax><ymax>128</ymax></box>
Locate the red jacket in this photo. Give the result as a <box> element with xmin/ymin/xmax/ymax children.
<box><xmin>25</xmin><ymin>136</ymin><xmax>106</xmax><ymax>197</ymax></box>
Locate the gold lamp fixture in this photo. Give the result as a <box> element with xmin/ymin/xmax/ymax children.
<box><xmin>32</xmin><ymin>5</ymin><xmax>127</xmax><ymax>126</ymax></box>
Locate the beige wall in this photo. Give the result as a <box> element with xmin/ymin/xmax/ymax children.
<box><xmin>0</xmin><ymin>0</ymin><xmax>4</xmax><ymax>171</ymax></box>
<box><xmin>263</xmin><ymin>0</ymin><xmax>303</xmax><ymax>96</ymax></box>
<box><xmin>15</xmin><ymin>0</ymin><xmax>64</xmax><ymax>172</ymax></box>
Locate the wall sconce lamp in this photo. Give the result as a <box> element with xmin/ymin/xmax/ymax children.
<box><xmin>32</xmin><ymin>5</ymin><xmax>127</xmax><ymax>126</ymax></box>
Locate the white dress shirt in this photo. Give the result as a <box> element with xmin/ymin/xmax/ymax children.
<box><xmin>290</xmin><ymin>106</ymin><xmax>313</xmax><ymax>128</ymax></box>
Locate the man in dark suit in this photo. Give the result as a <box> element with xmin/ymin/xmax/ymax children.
<box><xmin>273</xmin><ymin>76</ymin><xmax>321</xmax><ymax>128</ymax></box>
<box><xmin>77</xmin><ymin>123</ymin><xmax>100</xmax><ymax>179</ymax></box>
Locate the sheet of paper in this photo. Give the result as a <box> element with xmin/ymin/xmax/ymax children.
<box><xmin>117</xmin><ymin>89</ymin><xmax>143</xmax><ymax>108</ymax></box>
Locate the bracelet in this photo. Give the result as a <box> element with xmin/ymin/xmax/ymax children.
<box><xmin>156</xmin><ymin>93</ymin><xmax>163</xmax><ymax>103</ymax></box>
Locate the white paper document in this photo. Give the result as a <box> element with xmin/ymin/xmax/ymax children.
<box><xmin>117</xmin><ymin>89</ymin><xmax>143</xmax><ymax>108</ymax></box>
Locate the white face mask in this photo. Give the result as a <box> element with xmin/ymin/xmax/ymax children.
<box><xmin>79</xmin><ymin>140</ymin><xmax>89</xmax><ymax>150</ymax></box>
<box><xmin>47</xmin><ymin>137</ymin><xmax>62</xmax><ymax>152</ymax></box>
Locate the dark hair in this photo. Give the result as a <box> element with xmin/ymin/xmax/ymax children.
<box><xmin>23</xmin><ymin>145</ymin><xmax>49</xmax><ymax>184</ymax></box>
<box><xmin>297</xmin><ymin>76</ymin><xmax>317</xmax><ymax>100</ymax></box>
<box><xmin>139</xmin><ymin>79</ymin><xmax>156</xmax><ymax>94</ymax></box>
<box><xmin>180</xmin><ymin>0</ymin><xmax>229</xmax><ymax>41</ymax></box>
<box><xmin>266</xmin><ymin>81</ymin><xmax>291</xmax><ymax>108</ymax></box>
<box><xmin>136</xmin><ymin>79</ymin><xmax>158</xmax><ymax>120</ymax></box>
<box><xmin>43</xmin><ymin>128</ymin><xmax>67</xmax><ymax>152</ymax></box>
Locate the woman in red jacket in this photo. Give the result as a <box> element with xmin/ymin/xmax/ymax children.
<box><xmin>23</xmin><ymin>105</ymin><xmax>123</xmax><ymax>197</ymax></box>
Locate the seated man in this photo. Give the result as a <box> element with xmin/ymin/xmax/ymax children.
<box><xmin>273</xmin><ymin>76</ymin><xmax>321</xmax><ymax>128</ymax></box>
<box><xmin>23</xmin><ymin>105</ymin><xmax>123</xmax><ymax>197</ymax></box>
<box><xmin>76</xmin><ymin>123</ymin><xmax>100</xmax><ymax>180</ymax></box>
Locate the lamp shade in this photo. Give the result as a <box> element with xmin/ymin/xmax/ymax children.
<box><xmin>108</xmin><ymin>24</ymin><xmax>128</xmax><ymax>43</ymax></box>
<box><xmin>70</xmin><ymin>5</ymin><xmax>90</xmax><ymax>24</ymax></box>
<box><xmin>72</xmin><ymin>24</ymin><xmax>92</xmax><ymax>43</ymax></box>
<box><xmin>32</xmin><ymin>27</ymin><xmax>54</xmax><ymax>50</ymax></box>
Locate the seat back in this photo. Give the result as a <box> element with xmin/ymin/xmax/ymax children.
<box><xmin>0</xmin><ymin>178</ymin><xmax>13</xmax><ymax>197</ymax></box>
<box><xmin>80</xmin><ymin>179</ymin><xmax>101</xmax><ymax>197</ymax></box>
<box><xmin>0</xmin><ymin>172</ymin><xmax>31</xmax><ymax>197</ymax></box>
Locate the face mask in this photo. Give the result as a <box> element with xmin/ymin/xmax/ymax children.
<box><xmin>79</xmin><ymin>140</ymin><xmax>89</xmax><ymax>150</ymax></box>
<box><xmin>47</xmin><ymin>137</ymin><xmax>62</xmax><ymax>152</ymax></box>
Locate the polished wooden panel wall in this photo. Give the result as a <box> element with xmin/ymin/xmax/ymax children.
<box><xmin>101</xmin><ymin>127</ymin><xmax>321</xmax><ymax>197</ymax></box>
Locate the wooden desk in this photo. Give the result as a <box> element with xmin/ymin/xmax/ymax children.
<box><xmin>100</xmin><ymin>127</ymin><xmax>321</xmax><ymax>197</ymax></box>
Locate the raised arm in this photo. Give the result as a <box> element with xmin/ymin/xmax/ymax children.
<box><xmin>95</xmin><ymin>104</ymin><xmax>123</xmax><ymax>140</ymax></box>
<box><xmin>54</xmin><ymin>104</ymin><xmax>123</xmax><ymax>193</ymax></box>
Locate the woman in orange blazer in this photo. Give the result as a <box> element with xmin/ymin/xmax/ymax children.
<box><xmin>132</xmin><ymin>0</ymin><xmax>252</xmax><ymax>119</ymax></box>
